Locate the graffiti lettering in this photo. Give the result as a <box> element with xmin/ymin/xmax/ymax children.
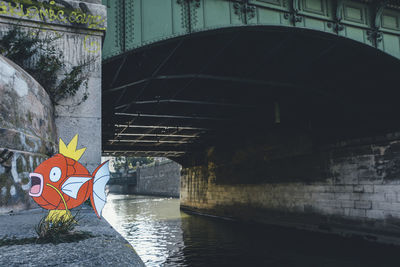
<box><xmin>26</xmin><ymin>6</ymin><xmax>38</xmax><ymax>18</ymax></box>
<box><xmin>83</xmin><ymin>35</ymin><xmax>100</xmax><ymax>54</ymax></box>
<box><xmin>8</xmin><ymin>2</ymin><xmax>24</xmax><ymax>16</ymax></box>
<box><xmin>57</xmin><ymin>9</ymin><xmax>66</xmax><ymax>22</ymax></box>
<box><xmin>0</xmin><ymin>0</ymin><xmax>106</xmax><ymax>30</ymax></box>
<box><xmin>0</xmin><ymin>0</ymin><xmax>104</xmax><ymax>54</ymax></box>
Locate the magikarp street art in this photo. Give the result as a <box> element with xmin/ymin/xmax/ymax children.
<box><xmin>29</xmin><ymin>134</ymin><xmax>110</xmax><ymax>223</ymax></box>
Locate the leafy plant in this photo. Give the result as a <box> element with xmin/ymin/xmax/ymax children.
<box><xmin>113</xmin><ymin>156</ymin><xmax>154</xmax><ymax>173</ymax></box>
<box><xmin>0</xmin><ymin>26</ymin><xmax>90</xmax><ymax>105</ymax></box>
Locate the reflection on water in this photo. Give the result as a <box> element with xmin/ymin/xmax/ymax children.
<box><xmin>103</xmin><ymin>194</ymin><xmax>399</xmax><ymax>267</ymax></box>
<box><xmin>102</xmin><ymin>195</ymin><xmax>185</xmax><ymax>266</ymax></box>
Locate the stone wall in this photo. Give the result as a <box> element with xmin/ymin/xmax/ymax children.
<box><xmin>0</xmin><ymin>0</ymin><xmax>106</xmax><ymax>212</ymax></box>
<box><xmin>0</xmin><ymin>55</ymin><xmax>57</xmax><ymax>213</ymax></box>
<box><xmin>136</xmin><ymin>160</ymin><xmax>181</xmax><ymax>197</ymax></box>
<box><xmin>108</xmin><ymin>160</ymin><xmax>181</xmax><ymax>197</ymax></box>
<box><xmin>180</xmin><ymin>130</ymin><xmax>400</xmax><ymax>243</ymax></box>
<box><xmin>0</xmin><ymin>0</ymin><xmax>106</xmax><ymax>172</ymax></box>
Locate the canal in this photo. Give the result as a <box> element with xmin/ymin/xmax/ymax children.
<box><xmin>102</xmin><ymin>194</ymin><xmax>399</xmax><ymax>267</ymax></box>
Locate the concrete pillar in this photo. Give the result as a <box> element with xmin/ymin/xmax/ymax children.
<box><xmin>0</xmin><ymin>0</ymin><xmax>107</xmax><ymax>172</ymax></box>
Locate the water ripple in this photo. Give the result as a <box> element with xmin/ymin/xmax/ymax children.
<box><xmin>103</xmin><ymin>194</ymin><xmax>400</xmax><ymax>267</ymax></box>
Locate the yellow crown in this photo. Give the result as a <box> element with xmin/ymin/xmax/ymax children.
<box><xmin>59</xmin><ymin>134</ymin><xmax>86</xmax><ymax>161</ymax></box>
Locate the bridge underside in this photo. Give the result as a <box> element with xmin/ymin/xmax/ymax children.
<box><xmin>102</xmin><ymin>26</ymin><xmax>400</xmax><ymax>163</ymax></box>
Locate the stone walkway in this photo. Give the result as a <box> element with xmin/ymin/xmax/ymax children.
<box><xmin>0</xmin><ymin>206</ymin><xmax>145</xmax><ymax>266</ymax></box>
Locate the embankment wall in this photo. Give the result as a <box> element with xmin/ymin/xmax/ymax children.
<box><xmin>0</xmin><ymin>55</ymin><xmax>57</xmax><ymax>213</ymax></box>
<box><xmin>109</xmin><ymin>160</ymin><xmax>181</xmax><ymax>198</ymax></box>
<box><xmin>181</xmin><ymin>129</ymin><xmax>400</xmax><ymax>243</ymax></box>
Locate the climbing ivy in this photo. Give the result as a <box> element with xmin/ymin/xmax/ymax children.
<box><xmin>0</xmin><ymin>26</ymin><xmax>89</xmax><ymax>105</ymax></box>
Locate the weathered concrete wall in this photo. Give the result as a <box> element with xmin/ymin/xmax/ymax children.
<box><xmin>107</xmin><ymin>184</ymin><xmax>137</xmax><ymax>195</ymax></box>
<box><xmin>0</xmin><ymin>0</ymin><xmax>106</xmax><ymax>172</ymax></box>
<box><xmin>0</xmin><ymin>55</ymin><xmax>57</xmax><ymax>213</ymax></box>
<box><xmin>181</xmin><ymin>129</ymin><xmax>400</xmax><ymax>243</ymax></box>
<box><xmin>136</xmin><ymin>160</ymin><xmax>181</xmax><ymax>197</ymax></box>
<box><xmin>109</xmin><ymin>160</ymin><xmax>181</xmax><ymax>197</ymax></box>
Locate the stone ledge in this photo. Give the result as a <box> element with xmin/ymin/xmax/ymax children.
<box><xmin>0</xmin><ymin>206</ymin><xmax>145</xmax><ymax>266</ymax></box>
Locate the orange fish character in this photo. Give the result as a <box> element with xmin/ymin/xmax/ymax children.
<box><xmin>29</xmin><ymin>134</ymin><xmax>110</xmax><ymax>222</ymax></box>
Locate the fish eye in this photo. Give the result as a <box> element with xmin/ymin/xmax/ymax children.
<box><xmin>49</xmin><ymin>167</ymin><xmax>62</xmax><ymax>182</ymax></box>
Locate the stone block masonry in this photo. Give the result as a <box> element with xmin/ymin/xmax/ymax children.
<box><xmin>180</xmin><ymin>129</ymin><xmax>400</xmax><ymax>244</ymax></box>
<box><xmin>109</xmin><ymin>160</ymin><xmax>181</xmax><ymax>198</ymax></box>
<box><xmin>136</xmin><ymin>160</ymin><xmax>181</xmax><ymax>197</ymax></box>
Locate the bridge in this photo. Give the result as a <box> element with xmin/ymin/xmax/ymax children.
<box><xmin>101</xmin><ymin>0</ymin><xmax>400</xmax><ymax>242</ymax></box>
<box><xmin>102</xmin><ymin>0</ymin><xmax>400</xmax><ymax>160</ymax></box>
<box><xmin>3</xmin><ymin>0</ymin><xmax>400</xmax><ymax>262</ymax></box>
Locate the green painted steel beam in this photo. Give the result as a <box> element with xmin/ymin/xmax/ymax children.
<box><xmin>102</xmin><ymin>0</ymin><xmax>400</xmax><ymax>60</ymax></box>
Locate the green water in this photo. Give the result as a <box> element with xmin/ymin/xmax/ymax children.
<box><xmin>102</xmin><ymin>194</ymin><xmax>399</xmax><ymax>267</ymax></box>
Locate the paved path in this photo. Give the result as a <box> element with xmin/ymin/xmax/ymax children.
<box><xmin>0</xmin><ymin>206</ymin><xmax>145</xmax><ymax>266</ymax></box>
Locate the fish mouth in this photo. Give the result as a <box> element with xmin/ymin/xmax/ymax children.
<box><xmin>29</xmin><ymin>173</ymin><xmax>43</xmax><ymax>197</ymax></box>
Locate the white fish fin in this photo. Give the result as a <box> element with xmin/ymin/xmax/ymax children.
<box><xmin>61</xmin><ymin>176</ymin><xmax>92</xmax><ymax>199</ymax></box>
<box><xmin>92</xmin><ymin>161</ymin><xmax>110</xmax><ymax>217</ymax></box>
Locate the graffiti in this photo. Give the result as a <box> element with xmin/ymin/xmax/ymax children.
<box><xmin>0</xmin><ymin>149</ymin><xmax>13</xmax><ymax>166</ymax></box>
<box><xmin>0</xmin><ymin>0</ymin><xmax>105</xmax><ymax>30</ymax></box>
<box><xmin>83</xmin><ymin>34</ymin><xmax>100</xmax><ymax>54</ymax></box>
<box><xmin>0</xmin><ymin>0</ymin><xmax>105</xmax><ymax>54</ymax></box>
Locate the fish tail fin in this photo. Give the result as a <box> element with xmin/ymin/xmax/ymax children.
<box><xmin>90</xmin><ymin>161</ymin><xmax>110</xmax><ymax>218</ymax></box>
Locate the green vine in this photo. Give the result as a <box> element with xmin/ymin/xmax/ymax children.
<box><xmin>0</xmin><ymin>26</ymin><xmax>89</xmax><ymax>105</ymax></box>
